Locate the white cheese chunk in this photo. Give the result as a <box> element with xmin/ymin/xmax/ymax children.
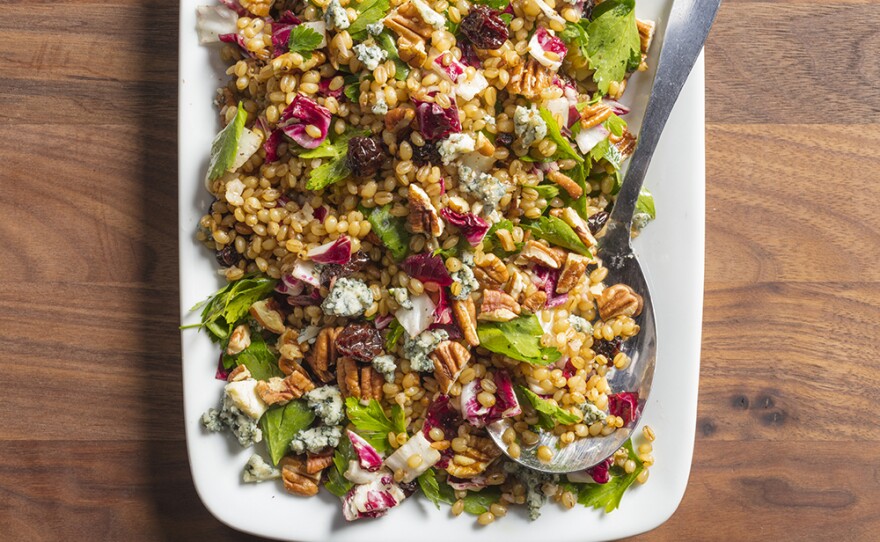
<box><xmin>225</xmin><ymin>379</ymin><xmax>269</xmax><ymax>420</ymax></box>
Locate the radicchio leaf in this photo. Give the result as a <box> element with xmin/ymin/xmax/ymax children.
<box><xmin>400</xmin><ymin>253</ymin><xmax>453</xmax><ymax>287</ymax></box>
<box><xmin>215</xmin><ymin>354</ymin><xmax>230</xmax><ymax>380</ymax></box>
<box><xmin>279</xmin><ymin>94</ymin><xmax>331</xmax><ymax>149</ymax></box>
<box><xmin>413</xmin><ymin>96</ymin><xmax>462</xmax><ymax>141</ymax></box>
<box><xmin>307</xmin><ymin>236</ymin><xmax>352</xmax><ymax>265</ymax></box>
<box><xmin>342</xmin><ymin>473</ymin><xmax>406</xmax><ymax>520</ymax></box>
<box><xmin>608</xmin><ymin>392</ymin><xmax>640</xmax><ymax>425</ymax></box>
<box><xmin>421</xmin><ymin>395</ymin><xmax>459</xmax><ymax>468</ymax></box>
<box><xmin>263</xmin><ymin>128</ymin><xmax>284</xmax><ymax>163</ymax></box>
<box><xmin>318</xmin><ymin>77</ymin><xmax>344</xmax><ymax>99</ymax></box>
<box><xmin>347</xmin><ymin>430</ymin><xmax>384</xmax><ymax>471</ymax></box>
<box><xmin>586</xmin><ymin>457</ymin><xmax>613</xmax><ymax>484</ymax></box>
<box><xmin>460</xmin><ymin>370</ymin><xmax>521</xmax><ymax>427</ymax></box>
<box><xmin>218</xmin><ymin>0</ymin><xmax>247</xmax><ymax>16</ymax></box>
<box><xmin>218</xmin><ymin>33</ymin><xmax>255</xmax><ymax>58</ymax></box>
<box><xmin>532</xmin><ymin>266</ymin><xmax>569</xmax><ymax>309</ymax></box>
<box><xmin>440</xmin><ymin>208</ymin><xmax>489</xmax><ymax>246</ymax></box>
<box><xmin>271</xmin><ymin>11</ymin><xmax>302</xmax><ymax>57</ymax></box>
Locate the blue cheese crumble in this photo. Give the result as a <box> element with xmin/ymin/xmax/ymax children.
<box><xmin>353</xmin><ymin>43</ymin><xmax>388</xmax><ymax>71</ymax></box>
<box><xmin>372</xmin><ymin>354</ymin><xmax>398</xmax><ymax>382</ymax></box>
<box><xmin>438</xmin><ymin>133</ymin><xmax>476</xmax><ymax>165</ymax></box>
<box><xmin>322</xmin><ymin>277</ymin><xmax>373</xmax><ymax>317</ymax></box>
<box><xmin>403</xmin><ymin>329</ymin><xmax>449</xmax><ymax>372</ymax></box>
<box><xmin>581</xmin><ymin>401</ymin><xmax>608</xmax><ymax>425</ymax></box>
<box><xmin>457</xmin><ymin>165</ymin><xmax>508</xmax><ymax>214</ymax></box>
<box><xmin>324</xmin><ymin>0</ymin><xmax>350</xmax><ymax>30</ymax></box>
<box><xmin>201</xmin><ymin>392</ymin><xmax>263</xmax><ymax>448</ymax></box>
<box><xmin>411</xmin><ymin>0</ymin><xmax>446</xmax><ymax>30</ymax></box>
<box><xmin>305</xmin><ymin>385</ymin><xmax>345</xmax><ymax>426</ymax></box>
<box><xmin>372</xmin><ymin>91</ymin><xmax>388</xmax><ymax>115</ymax></box>
<box><xmin>366</xmin><ymin>21</ymin><xmax>385</xmax><ymax>36</ymax></box>
<box><xmin>568</xmin><ymin>314</ymin><xmax>592</xmax><ymax>335</ymax></box>
<box><xmin>242</xmin><ymin>454</ymin><xmax>281</xmax><ymax>483</ymax></box>
<box><xmin>514</xmin><ymin>105</ymin><xmax>548</xmax><ymax>148</ymax></box>
<box><xmin>450</xmin><ymin>264</ymin><xmax>479</xmax><ymax>300</ymax></box>
<box><xmin>503</xmin><ymin>462</ymin><xmax>558</xmax><ymax>521</ymax></box>
<box><xmin>290</xmin><ymin>425</ymin><xmax>343</xmax><ymax>454</ymax></box>
<box><xmin>388</xmin><ymin>287</ymin><xmax>412</xmax><ymax>309</ymax></box>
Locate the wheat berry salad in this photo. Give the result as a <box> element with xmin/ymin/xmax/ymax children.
<box><xmin>187</xmin><ymin>0</ymin><xmax>660</xmax><ymax>526</ymax></box>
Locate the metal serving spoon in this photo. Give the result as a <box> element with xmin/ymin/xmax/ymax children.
<box><xmin>487</xmin><ymin>0</ymin><xmax>722</xmax><ymax>473</ymax></box>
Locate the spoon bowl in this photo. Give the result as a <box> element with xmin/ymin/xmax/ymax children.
<box><xmin>487</xmin><ymin>0</ymin><xmax>720</xmax><ymax>473</ymax></box>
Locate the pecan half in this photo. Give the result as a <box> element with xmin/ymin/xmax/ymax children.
<box><xmin>226</xmin><ymin>365</ymin><xmax>252</xmax><ymax>383</ymax></box>
<box><xmin>281</xmin><ymin>456</ymin><xmax>320</xmax><ymax>497</ymax></box>
<box><xmin>338</xmin><ymin>357</ymin><xmax>384</xmax><ymax>401</ymax></box>
<box><xmin>520</xmin><ymin>240</ymin><xmax>566</xmax><ymax>269</ymax></box>
<box><xmin>612</xmin><ymin>128</ymin><xmax>637</xmax><ymax>160</ymax></box>
<box><xmin>478</xmin><ymin>290</ymin><xmax>521</xmax><ymax>322</ymax></box>
<box><xmin>249</xmin><ymin>299</ymin><xmax>286</xmax><ymax>334</ymax></box>
<box><xmin>546</xmin><ymin>170</ymin><xmax>583</xmax><ymax>199</ymax></box>
<box><xmin>452</xmin><ymin>297</ymin><xmax>480</xmax><ymax>347</ymax></box>
<box><xmin>276</xmin><ymin>329</ymin><xmax>304</xmax><ymax>362</ymax></box>
<box><xmin>445</xmin><ymin>434</ymin><xmax>502</xmax><ymax>479</ymax></box>
<box><xmin>474</xmin><ymin>253</ymin><xmax>509</xmax><ymax>287</ymax></box>
<box><xmin>256</xmin><ymin>372</ymin><xmax>315</xmax><ymax>405</ymax></box>
<box><xmin>385</xmin><ymin>3</ymin><xmax>432</xmax><ymax>68</ymax></box>
<box><xmin>397</xmin><ymin>36</ymin><xmax>428</xmax><ymax>68</ymax></box>
<box><xmin>306</xmin><ymin>327</ymin><xmax>342</xmax><ymax>383</ymax></box>
<box><xmin>597</xmin><ymin>284</ymin><xmax>644</xmax><ymax>320</ymax></box>
<box><xmin>306</xmin><ymin>449</ymin><xmax>335</xmax><ymax>475</ymax></box>
<box><xmin>431</xmin><ymin>340</ymin><xmax>471</xmax><ymax>394</ymax></box>
<box><xmin>507</xmin><ymin>59</ymin><xmax>554</xmax><ymax>100</ymax></box>
<box><xmin>407</xmin><ymin>184</ymin><xmax>444</xmax><ymax>237</ymax></box>
<box><xmin>637</xmin><ymin>19</ymin><xmax>656</xmax><ymax>55</ymax></box>
<box><xmin>505</xmin><ymin>267</ymin><xmax>528</xmax><ymax>302</ymax></box>
<box><xmin>226</xmin><ymin>324</ymin><xmax>251</xmax><ymax>356</ymax></box>
<box><xmin>579</xmin><ymin>101</ymin><xmax>614</xmax><ymax>130</ymax></box>
<box><xmin>521</xmin><ymin>290</ymin><xmax>547</xmax><ymax>313</ymax></box>
<box><xmin>556</xmin><ymin>253</ymin><xmax>591</xmax><ymax>294</ymax></box>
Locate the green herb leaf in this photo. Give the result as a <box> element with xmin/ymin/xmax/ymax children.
<box><xmin>325</xmin><ymin>435</ymin><xmax>355</xmax><ymax>496</ymax></box>
<box><xmin>418</xmin><ymin>468</ymin><xmax>443</xmax><ymax>509</ymax></box>
<box><xmin>603</xmin><ymin>113</ymin><xmax>627</xmax><ymax>138</ymax></box>
<box><xmin>186</xmin><ymin>275</ymin><xmax>277</xmax><ymax>343</ymax></box>
<box><xmin>462</xmin><ymin>487</ymin><xmax>503</xmax><ymax>515</ymax></box>
<box><xmin>576</xmin><ymin>440</ymin><xmax>643</xmax><ymax>512</ymax></box>
<box><xmin>517</xmin><ymin>386</ymin><xmax>581</xmax><ymax>430</ymax></box>
<box><xmin>560</xmin><ymin>20</ymin><xmax>590</xmax><ymax>59</ymax></box>
<box><xmin>343</xmin><ymin>74</ymin><xmax>361</xmax><ymax>102</ymax></box>
<box><xmin>385</xmin><ymin>319</ymin><xmax>405</xmax><ymax>351</ymax></box>
<box><xmin>480</xmin><ymin>219</ymin><xmax>523</xmax><ymax>258</ymax></box>
<box><xmin>499</xmin><ymin>12</ymin><xmax>513</xmax><ymax>25</ymax></box>
<box><xmin>521</xmin><ymin>215</ymin><xmax>591</xmax><ymax>256</ymax></box>
<box><xmin>288</xmin><ymin>25</ymin><xmax>323</xmax><ymax>60</ymax></box>
<box><xmin>636</xmin><ymin>187</ymin><xmax>656</xmax><ymax>220</ymax></box>
<box><xmin>472</xmin><ymin>0</ymin><xmax>509</xmax><ymax>9</ymax></box>
<box><xmin>259</xmin><ymin>400</ymin><xmax>316</xmax><ymax>465</ymax></box>
<box><xmin>364</xmin><ymin>204</ymin><xmax>411</xmax><ymax>261</ymax></box>
<box><xmin>586</xmin><ymin>0</ymin><xmax>640</xmax><ymax>95</ymax></box>
<box><xmin>533</xmin><ymin>184</ymin><xmax>560</xmax><ymax>201</ymax></box>
<box><xmin>303</xmin><ymin>129</ymin><xmax>368</xmax><ymax>191</ymax></box>
<box><xmin>344</xmin><ymin>397</ymin><xmax>405</xmax><ymax>452</ymax></box>
<box><xmin>539</xmin><ymin>107</ymin><xmax>583</xmax><ymax>164</ymax></box>
<box><xmin>348</xmin><ymin>0</ymin><xmax>391</xmax><ymax>40</ymax></box>
<box><xmin>477</xmin><ymin>314</ymin><xmax>562</xmax><ymax>366</ymax></box>
<box><xmin>222</xmin><ymin>331</ymin><xmax>284</xmax><ymax>380</ymax></box>
<box><xmin>207</xmin><ymin>101</ymin><xmax>247</xmax><ymax>181</ymax></box>
<box><xmin>375</xmin><ymin>31</ymin><xmax>410</xmax><ymax>80</ymax></box>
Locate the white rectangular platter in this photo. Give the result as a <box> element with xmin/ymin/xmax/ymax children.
<box><xmin>178</xmin><ymin>0</ymin><xmax>704</xmax><ymax>539</ymax></box>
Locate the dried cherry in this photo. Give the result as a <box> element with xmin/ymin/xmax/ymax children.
<box><xmin>592</xmin><ymin>337</ymin><xmax>622</xmax><ymax>363</ymax></box>
<box><xmin>335</xmin><ymin>323</ymin><xmax>384</xmax><ymax>362</ymax></box>
<box><xmin>459</xmin><ymin>6</ymin><xmax>508</xmax><ymax>50</ymax></box>
<box><xmin>347</xmin><ymin>136</ymin><xmax>387</xmax><ymax>177</ymax></box>
<box><xmin>412</xmin><ymin>141</ymin><xmax>441</xmax><ymax>166</ymax></box>
<box><xmin>215</xmin><ymin>246</ymin><xmax>241</xmax><ymax>267</ymax></box>
<box><xmin>587</xmin><ymin>211</ymin><xmax>609</xmax><ymax>235</ymax></box>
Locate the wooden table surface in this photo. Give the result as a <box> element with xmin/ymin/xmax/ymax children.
<box><xmin>2</xmin><ymin>1</ymin><xmax>879</xmax><ymax>540</ymax></box>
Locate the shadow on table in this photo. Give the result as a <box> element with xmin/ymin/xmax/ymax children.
<box><xmin>134</xmin><ymin>4</ymin><xmax>264</xmax><ymax>541</ymax></box>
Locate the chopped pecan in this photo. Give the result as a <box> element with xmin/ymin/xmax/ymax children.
<box><xmin>520</xmin><ymin>240</ymin><xmax>566</xmax><ymax>269</ymax></box>
<box><xmin>407</xmin><ymin>184</ymin><xmax>444</xmax><ymax>237</ymax></box>
<box><xmin>306</xmin><ymin>327</ymin><xmax>342</xmax><ymax>383</ymax></box>
<box><xmin>556</xmin><ymin>253</ymin><xmax>591</xmax><ymax>294</ymax></box>
<box><xmin>507</xmin><ymin>59</ymin><xmax>554</xmax><ymax>100</ymax></box>
<box><xmin>521</xmin><ymin>290</ymin><xmax>547</xmax><ymax>313</ymax></box>
<box><xmin>226</xmin><ymin>324</ymin><xmax>251</xmax><ymax>356</ymax></box>
<box><xmin>384</xmin><ymin>106</ymin><xmax>416</xmax><ymax>134</ymax></box>
<box><xmin>445</xmin><ymin>434</ymin><xmax>502</xmax><ymax>479</ymax></box>
<box><xmin>226</xmin><ymin>365</ymin><xmax>252</xmax><ymax>383</ymax></box>
<box><xmin>337</xmin><ymin>357</ymin><xmax>384</xmax><ymax>401</ymax></box>
<box><xmin>249</xmin><ymin>299</ymin><xmax>286</xmax><ymax>334</ymax></box>
<box><xmin>475</xmin><ymin>132</ymin><xmax>496</xmax><ymax>157</ymax></box>
<box><xmin>306</xmin><ymin>449</ymin><xmax>335</xmax><ymax>475</ymax></box>
<box><xmin>579</xmin><ymin>101</ymin><xmax>614</xmax><ymax>130</ymax></box>
<box><xmin>637</xmin><ymin>19</ymin><xmax>656</xmax><ymax>55</ymax></box>
<box><xmin>280</xmin><ymin>456</ymin><xmax>320</xmax><ymax>497</ymax></box>
<box><xmin>452</xmin><ymin>297</ymin><xmax>480</xmax><ymax>347</ymax></box>
<box><xmin>612</xmin><ymin>128</ymin><xmax>637</xmax><ymax>160</ymax></box>
<box><xmin>276</xmin><ymin>329</ymin><xmax>304</xmax><ymax>362</ymax></box>
<box><xmin>478</xmin><ymin>290</ymin><xmax>521</xmax><ymax>322</ymax></box>
<box><xmin>256</xmin><ymin>372</ymin><xmax>315</xmax><ymax>405</ymax></box>
<box><xmin>597</xmin><ymin>284</ymin><xmax>644</xmax><ymax>320</ymax></box>
<box><xmin>553</xmin><ymin>207</ymin><xmax>597</xmax><ymax>248</ymax></box>
<box><xmin>474</xmin><ymin>253</ymin><xmax>509</xmax><ymax>287</ymax></box>
<box><xmin>547</xmin><ymin>170</ymin><xmax>583</xmax><ymax>199</ymax></box>
<box><xmin>397</xmin><ymin>36</ymin><xmax>428</xmax><ymax>68</ymax></box>
<box><xmin>505</xmin><ymin>267</ymin><xmax>528</xmax><ymax>302</ymax></box>
<box><xmin>431</xmin><ymin>340</ymin><xmax>471</xmax><ymax>393</ymax></box>
<box><xmin>385</xmin><ymin>3</ymin><xmax>432</xmax><ymax>68</ymax></box>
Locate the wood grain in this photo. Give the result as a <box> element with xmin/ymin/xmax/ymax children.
<box><xmin>1</xmin><ymin>0</ymin><xmax>879</xmax><ymax>541</ymax></box>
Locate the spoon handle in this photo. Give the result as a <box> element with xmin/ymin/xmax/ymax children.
<box><xmin>609</xmin><ymin>0</ymin><xmax>722</xmax><ymax>229</ymax></box>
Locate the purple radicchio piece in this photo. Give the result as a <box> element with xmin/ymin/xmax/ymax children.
<box><xmin>532</xmin><ymin>266</ymin><xmax>569</xmax><ymax>309</ymax></box>
<box><xmin>347</xmin><ymin>430</ymin><xmax>384</xmax><ymax>471</ymax></box>
<box><xmin>413</xmin><ymin>95</ymin><xmax>462</xmax><ymax>141</ymax></box>
<box><xmin>271</xmin><ymin>11</ymin><xmax>302</xmax><ymax>57</ymax></box>
<box><xmin>307</xmin><ymin>236</ymin><xmax>352</xmax><ymax>265</ymax></box>
<box><xmin>279</xmin><ymin>94</ymin><xmax>331</xmax><ymax>149</ymax></box>
<box><xmin>608</xmin><ymin>392</ymin><xmax>640</xmax><ymax>425</ymax></box>
<box><xmin>460</xmin><ymin>370</ymin><xmax>521</xmax><ymax>427</ymax></box>
<box><xmin>400</xmin><ymin>253</ymin><xmax>453</xmax><ymax>287</ymax></box>
<box><xmin>342</xmin><ymin>473</ymin><xmax>406</xmax><ymax>521</ymax></box>
<box><xmin>440</xmin><ymin>208</ymin><xmax>489</xmax><ymax>246</ymax></box>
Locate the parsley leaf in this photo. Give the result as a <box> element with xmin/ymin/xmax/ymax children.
<box><xmin>560</xmin><ymin>20</ymin><xmax>590</xmax><ymax>59</ymax></box>
<box><xmin>576</xmin><ymin>440</ymin><xmax>643</xmax><ymax>512</ymax></box>
<box><xmin>417</xmin><ymin>468</ymin><xmax>443</xmax><ymax>509</ymax></box>
<box><xmin>288</xmin><ymin>25</ymin><xmax>323</xmax><ymax>60</ymax></box>
<box><xmin>586</xmin><ymin>0</ymin><xmax>640</xmax><ymax>95</ymax></box>
<box><xmin>480</xmin><ymin>219</ymin><xmax>523</xmax><ymax>258</ymax></box>
<box><xmin>363</xmin><ymin>204</ymin><xmax>410</xmax><ymax>261</ymax></box>
<box><xmin>348</xmin><ymin>0</ymin><xmax>391</xmax><ymax>40</ymax></box>
<box><xmin>521</xmin><ymin>215</ymin><xmax>592</xmax><ymax>256</ymax></box>
<box><xmin>477</xmin><ymin>314</ymin><xmax>562</xmax><ymax>366</ymax></box>
<box><xmin>539</xmin><ymin>107</ymin><xmax>582</xmax><ymax>163</ymax></box>
<box><xmin>374</xmin><ymin>31</ymin><xmax>410</xmax><ymax>80</ymax></box>
<box><xmin>603</xmin><ymin>112</ymin><xmax>627</xmax><ymax>138</ymax></box>
<box><xmin>303</xmin><ymin>128</ymin><xmax>367</xmax><ymax>191</ymax></box>
<box><xmin>185</xmin><ymin>275</ymin><xmax>277</xmax><ymax>343</ymax></box>
<box><xmin>207</xmin><ymin>101</ymin><xmax>247</xmax><ymax>181</ymax></box>
<box><xmin>259</xmin><ymin>400</ymin><xmax>315</xmax><ymax>465</ymax></box>
<box><xmin>471</xmin><ymin>0</ymin><xmax>509</xmax><ymax>9</ymax></box>
<box><xmin>344</xmin><ymin>397</ymin><xmax>406</xmax><ymax>452</ymax></box>
<box><xmin>517</xmin><ymin>386</ymin><xmax>581</xmax><ymax>430</ymax></box>
<box><xmin>636</xmin><ymin>187</ymin><xmax>656</xmax><ymax>220</ymax></box>
<box><xmin>533</xmin><ymin>184</ymin><xmax>560</xmax><ymax>201</ymax></box>
<box><xmin>325</xmin><ymin>435</ymin><xmax>355</xmax><ymax>496</ymax></box>
<box><xmin>385</xmin><ymin>318</ymin><xmax>405</xmax><ymax>351</ymax></box>
<box><xmin>343</xmin><ymin>74</ymin><xmax>361</xmax><ymax>102</ymax></box>
<box><xmin>462</xmin><ymin>487</ymin><xmax>503</xmax><ymax>515</ymax></box>
<box><xmin>222</xmin><ymin>331</ymin><xmax>284</xmax><ymax>380</ymax></box>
